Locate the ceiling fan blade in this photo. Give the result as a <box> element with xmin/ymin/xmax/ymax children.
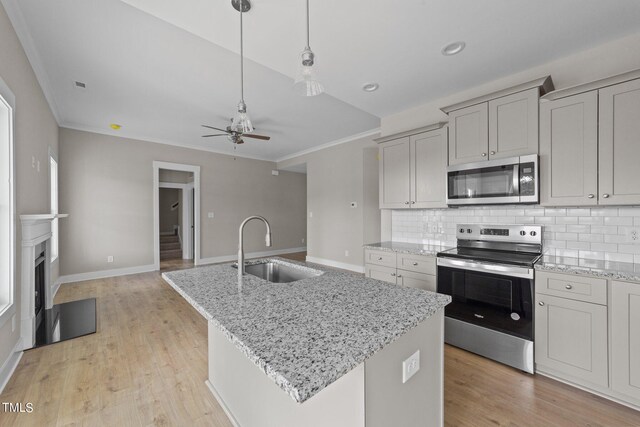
<box><xmin>242</xmin><ymin>133</ymin><xmax>271</xmax><ymax>141</ymax></box>
<box><xmin>201</xmin><ymin>134</ymin><xmax>228</xmax><ymax>137</ymax></box>
<box><xmin>202</xmin><ymin>124</ymin><xmax>230</xmax><ymax>133</ymax></box>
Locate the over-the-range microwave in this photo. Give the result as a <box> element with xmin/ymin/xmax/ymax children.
<box><xmin>446</xmin><ymin>154</ymin><xmax>538</xmax><ymax>206</ymax></box>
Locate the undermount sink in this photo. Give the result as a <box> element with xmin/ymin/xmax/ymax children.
<box><xmin>235</xmin><ymin>261</ymin><xmax>323</xmax><ymax>283</ymax></box>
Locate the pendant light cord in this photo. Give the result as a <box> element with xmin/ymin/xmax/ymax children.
<box><xmin>240</xmin><ymin>4</ymin><xmax>244</xmax><ymax>103</ymax></box>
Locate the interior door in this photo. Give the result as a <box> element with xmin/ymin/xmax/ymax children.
<box><xmin>410</xmin><ymin>127</ymin><xmax>447</xmax><ymax>209</ymax></box>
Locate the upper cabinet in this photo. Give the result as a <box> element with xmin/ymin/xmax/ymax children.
<box><xmin>540</xmin><ymin>70</ymin><xmax>640</xmax><ymax>206</ymax></box>
<box><xmin>443</xmin><ymin>77</ymin><xmax>553</xmax><ymax>166</ymax></box>
<box><xmin>377</xmin><ymin>124</ymin><xmax>448</xmax><ymax>209</ymax></box>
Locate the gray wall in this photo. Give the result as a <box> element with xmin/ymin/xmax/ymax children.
<box><xmin>0</xmin><ymin>2</ymin><xmax>59</xmax><ymax>369</ymax></box>
<box><xmin>159</xmin><ymin>188</ymin><xmax>179</xmax><ymax>233</ymax></box>
<box><xmin>278</xmin><ymin>134</ymin><xmax>380</xmax><ymax>269</ymax></box>
<box><xmin>58</xmin><ymin>128</ymin><xmax>306</xmax><ymax>275</ymax></box>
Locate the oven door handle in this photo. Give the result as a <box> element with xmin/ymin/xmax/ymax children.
<box><xmin>437</xmin><ymin>257</ymin><xmax>534</xmax><ymax>279</ymax></box>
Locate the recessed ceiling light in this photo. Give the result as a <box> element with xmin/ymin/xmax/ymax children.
<box><xmin>441</xmin><ymin>41</ymin><xmax>466</xmax><ymax>56</ymax></box>
<box><xmin>74</xmin><ymin>81</ymin><xmax>86</xmax><ymax>89</ymax></box>
<box><xmin>110</xmin><ymin>124</ymin><xmax>122</xmax><ymax>130</ymax></box>
<box><xmin>362</xmin><ymin>83</ymin><xmax>379</xmax><ymax>92</ymax></box>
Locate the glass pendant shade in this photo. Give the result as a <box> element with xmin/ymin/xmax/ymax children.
<box><xmin>293</xmin><ymin>62</ymin><xmax>324</xmax><ymax>97</ymax></box>
<box><xmin>231</xmin><ymin>110</ymin><xmax>254</xmax><ymax>133</ymax></box>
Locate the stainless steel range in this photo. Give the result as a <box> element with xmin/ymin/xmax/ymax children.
<box><xmin>436</xmin><ymin>224</ymin><xmax>542</xmax><ymax>373</ymax></box>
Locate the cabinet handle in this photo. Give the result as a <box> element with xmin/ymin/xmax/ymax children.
<box><xmin>538</xmin><ymin>301</ymin><xmax>545</xmax><ymax>306</ymax></box>
<box><xmin>588</xmin><ymin>194</ymin><xmax>595</xmax><ymax>199</ymax></box>
<box><xmin>490</xmin><ymin>151</ymin><xmax>496</xmax><ymax>155</ymax></box>
<box><xmin>377</xmin><ymin>257</ymin><xmax>383</xmax><ymax>261</ymax></box>
<box><xmin>405</xmin><ymin>201</ymin><xmax>410</xmax><ymax>205</ymax></box>
<box><xmin>565</xmin><ymin>284</ymin><xmax>573</xmax><ymax>290</ymax></box>
<box><xmin>603</xmin><ymin>194</ymin><xmax>610</xmax><ymax>198</ymax></box>
<box><xmin>412</xmin><ymin>262</ymin><xmax>418</xmax><ymax>266</ymax></box>
<box><xmin>411</xmin><ymin>201</ymin><xmax>416</xmax><ymax>204</ymax></box>
<box><xmin>396</xmin><ymin>275</ymin><xmax>402</xmax><ymax>278</ymax></box>
<box><xmin>391</xmin><ymin>273</ymin><xmax>396</xmax><ymax>277</ymax></box>
<box><xmin>481</xmin><ymin>153</ymin><xmax>487</xmax><ymax>157</ymax></box>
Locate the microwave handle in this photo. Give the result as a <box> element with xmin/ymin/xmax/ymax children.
<box><xmin>513</xmin><ymin>164</ymin><xmax>520</xmax><ymax>196</ymax></box>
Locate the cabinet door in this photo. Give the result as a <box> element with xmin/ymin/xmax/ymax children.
<box><xmin>610</xmin><ymin>281</ymin><xmax>640</xmax><ymax>403</ymax></box>
<box><xmin>598</xmin><ymin>79</ymin><xmax>640</xmax><ymax>205</ymax></box>
<box><xmin>365</xmin><ymin>264</ymin><xmax>397</xmax><ymax>285</ymax></box>
<box><xmin>535</xmin><ymin>294</ymin><xmax>608</xmax><ymax>387</ymax></box>
<box><xmin>396</xmin><ymin>270</ymin><xmax>436</xmax><ymax>292</ymax></box>
<box><xmin>448</xmin><ymin>103</ymin><xmax>489</xmax><ymax>165</ymax></box>
<box><xmin>410</xmin><ymin>128</ymin><xmax>447</xmax><ymax>208</ymax></box>
<box><xmin>539</xmin><ymin>91</ymin><xmax>599</xmax><ymax>206</ymax></box>
<box><xmin>379</xmin><ymin>138</ymin><xmax>411</xmax><ymax>208</ymax></box>
<box><xmin>488</xmin><ymin>88</ymin><xmax>539</xmax><ymax>159</ymax></box>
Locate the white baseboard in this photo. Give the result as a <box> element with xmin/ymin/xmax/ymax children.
<box><xmin>57</xmin><ymin>264</ymin><xmax>157</xmax><ymax>284</ymax></box>
<box><xmin>0</xmin><ymin>340</ymin><xmax>23</xmax><ymax>394</ymax></box>
<box><xmin>198</xmin><ymin>247</ymin><xmax>307</xmax><ymax>266</ymax></box>
<box><xmin>205</xmin><ymin>380</ymin><xmax>241</xmax><ymax>427</ymax></box>
<box><xmin>51</xmin><ymin>278</ymin><xmax>62</xmax><ymax>300</ymax></box>
<box><xmin>305</xmin><ymin>256</ymin><xmax>364</xmax><ymax>273</ymax></box>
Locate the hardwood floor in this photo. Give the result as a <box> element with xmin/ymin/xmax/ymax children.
<box><xmin>2</xmin><ymin>254</ymin><xmax>639</xmax><ymax>426</ymax></box>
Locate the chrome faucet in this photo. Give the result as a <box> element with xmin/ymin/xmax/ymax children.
<box><xmin>238</xmin><ymin>216</ymin><xmax>272</xmax><ymax>279</ymax></box>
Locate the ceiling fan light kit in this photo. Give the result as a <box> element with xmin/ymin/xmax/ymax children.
<box><xmin>293</xmin><ymin>0</ymin><xmax>324</xmax><ymax>97</ymax></box>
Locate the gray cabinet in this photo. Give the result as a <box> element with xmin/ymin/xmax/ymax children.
<box><xmin>598</xmin><ymin>79</ymin><xmax>640</xmax><ymax>205</ymax></box>
<box><xmin>535</xmin><ymin>293</ymin><xmax>608</xmax><ymax>388</ymax></box>
<box><xmin>378</xmin><ymin>137</ymin><xmax>411</xmax><ymax>209</ymax></box>
<box><xmin>610</xmin><ymin>280</ymin><xmax>640</xmax><ymax>404</ymax></box>
<box><xmin>448</xmin><ymin>103</ymin><xmax>488</xmax><ymax>165</ymax></box>
<box><xmin>378</xmin><ymin>126</ymin><xmax>447</xmax><ymax>209</ymax></box>
<box><xmin>540</xmin><ymin>91</ymin><xmax>599</xmax><ymax>206</ymax></box>
<box><xmin>488</xmin><ymin>88</ymin><xmax>540</xmax><ymax>159</ymax></box>
<box><xmin>364</xmin><ymin>249</ymin><xmax>436</xmax><ymax>291</ymax></box>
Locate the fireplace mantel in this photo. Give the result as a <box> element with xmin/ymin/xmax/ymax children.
<box><xmin>19</xmin><ymin>213</ymin><xmax>68</xmax><ymax>349</ymax></box>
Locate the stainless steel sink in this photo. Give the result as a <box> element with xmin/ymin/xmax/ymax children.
<box><xmin>235</xmin><ymin>261</ymin><xmax>322</xmax><ymax>283</ymax></box>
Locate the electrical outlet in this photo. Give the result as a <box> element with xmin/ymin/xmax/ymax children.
<box><xmin>36</xmin><ymin>160</ymin><xmax>40</xmax><ymax>172</ymax></box>
<box><xmin>301</xmin><ymin>238</ymin><xmax>305</xmax><ymax>244</ymax></box>
<box><xmin>309</xmin><ymin>212</ymin><xmax>313</xmax><ymax>218</ymax></box>
<box><xmin>630</xmin><ymin>229</ymin><xmax>640</xmax><ymax>243</ymax></box>
<box><xmin>208</xmin><ymin>212</ymin><xmax>214</xmax><ymax>219</ymax></box>
<box><xmin>107</xmin><ymin>256</ymin><xmax>114</xmax><ymax>263</ymax></box>
<box><xmin>345</xmin><ymin>250</ymin><xmax>349</xmax><ymax>257</ymax></box>
<box><xmin>402</xmin><ymin>350</ymin><xmax>420</xmax><ymax>383</ymax></box>
<box><xmin>31</xmin><ymin>156</ymin><xmax>36</xmax><ymax>168</ymax></box>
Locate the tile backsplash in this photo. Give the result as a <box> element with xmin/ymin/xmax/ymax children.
<box><xmin>392</xmin><ymin>206</ymin><xmax>640</xmax><ymax>263</ymax></box>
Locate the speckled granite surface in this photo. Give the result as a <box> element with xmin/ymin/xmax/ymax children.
<box><xmin>535</xmin><ymin>255</ymin><xmax>640</xmax><ymax>282</ymax></box>
<box><xmin>364</xmin><ymin>241</ymin><xmax>453</xmax><ymax>256</ymax></box>
<box><xmin>162</xmin><ymin>257</ymin><xmax>450</xmax><ymax>403</ymax></box>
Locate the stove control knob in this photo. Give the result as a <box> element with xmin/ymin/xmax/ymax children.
<box><xmin>520</xmin><ymin>231</ymin><xmax>526</xmax><ymax>236</ymax></box>
<box><xmin>459</xmin><ymin>228</ymin><xmax>465</xmax><ymax>233</ymax></box>
<box><xmin>530</xmin><ymin>231</ymin><xmax>537</xmax><ymax>237</ymax></box>
<box><xmin>467</xmin><ymin>229</ymin><xmax>472</xmax><ymax>234</ymax></box>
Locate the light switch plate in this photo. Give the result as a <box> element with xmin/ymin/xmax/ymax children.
<box><xmin>208</xmin><ymin>212</ymin><xmax>214</xmax><ymax>219</ymax></box>
<box><xmin>402</xmin><ymin>350</ymin><xmax>420</xmax><ymax>383</ymax></box>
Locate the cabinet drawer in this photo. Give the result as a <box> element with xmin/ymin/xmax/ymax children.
<box><xmin>365</xmin><ymin>249</ymin><xmax>397</xmax><ymax>268</ymax></box>
<box><xmin>365</xmin><ymin>264</ymin><xmax>397</xmax><ymax>285</ymax></box>
<box><xmin>397</xmin><ymin>253</ymin><xmax>436</xmax><ymax>275</ymax></box>
<box><xmin>536</xmin><ymin>271</ymin><xmax>607</xmax><ymax>305</ymax></box>
<box><xmin>397</xmin><ymin>270</ymin><xmax>436</xmax><ymax>292</ymax></box>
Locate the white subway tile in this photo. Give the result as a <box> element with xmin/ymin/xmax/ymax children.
<box><xmin>604</xmin><ymin>234</ymin><xmax>628</xmax><ymax>244</ymax></box>
<box><xmin>590</xmin><ymin>243</ymin><xmax>618</xmax><ymax>252</ymax></box>
<box><xmin>520</xmin><ymin>216</ymin><xmax>535</xmax><ymax>224</ymax></box>
<box><xmin>525</xmin><ymin>209</ymin><xmax>545</xmax><ymax>217</ymax></box>
<box><xmin>635</xmin><ymin>255</ymin><xmax>640</xmax><ymax>264</ymax></box>
<box><xmin>590</xmin><ymin>225</ymin><xmax>618</xmax><ymax>235</ymax></box>
<box><xmin>555</xmin><ymin>249</ymin><xmax>579</xmax><ymax>258</ymax></box>
<box><xmin>567</xmin><ymin>208</ymin><xmax>591</xmax><ymax>216</ymax></box>
<box><xmin>509</xmin><ymin>209</ymin><xmax>525</xmax><ymax>216</ymax></box>
<box><xmin>535</xmin><ymin>216</ymin><xmax>555</xmax><ymax>224</ymax></box>
<box><xmin>567</xmin><ymin>225</ymin><xmax>590</xmax><ymax>233</ymax></box>
<box><xmin>579</xmin><ymin>234</ymin><xmax>604</xmax><ymax>243</ymax></box>
<box><xmin>618</xmin><ymin>245</ymin><xmax>640</xmax><ymax>255</ymax></box>
<box><xmin>589</xmin><ymin>208</ymin><xmax>610</xmax><ymax>217</ymax></box>
<box><xmin>604</xmin><ymin>216</ymin><xmax>632</xmax><ymax>226</ymax></box>
<box><xmin>635</xmin><ymin>217</ymin><xmax>640</xmax><ymax>227</ymax></box>
<box><xmin>544</xmin><ymin>208</ymin><xmax>567</xmax><ymax>216</ymax></box>
<box><xmin>566</xmin><ymin>241</ymin><xmax>591</xmax><ymax>250</ymax></box>
<box><xmin>579</xmin><ymin>250</ymin><xmax>606</xmax><ymax>260</ymax></box>
<box><xmin>619</xmin><ymin>208</ymin><xmax>640</xmax><ymax>216</ymax></box>
<box><xmin>556</xmin><ymin>232</ymin><xmax>579</xmax><ymax>241</ymax></box>
<box><xmin>556</xmin><ymin>217</ymin><xmax>579</xmax><ymax>225</ymax></box>
<box><xmin>545</xmin><ymin>225</ymin><xmax>567</xmax><ymax>233</ymax></box>
<box><xmin>579</xmin><ymin>217</ymin><xmax>604</xmax><ymax>225</ymax></box>
<box><xmin>545</xmin><ymin>240</ymin><xmax>567</xmax><ymax>249</ymax></box>
<box><xmin>605</xmin><ymin>253</ymin><xmax>634</xmax><ymax>263</ymax></box>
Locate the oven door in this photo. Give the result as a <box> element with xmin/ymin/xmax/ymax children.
<box><xmin>437</xmin><ymin>258</ymin><xmax>533</xmax><ymax>341</ymax></box>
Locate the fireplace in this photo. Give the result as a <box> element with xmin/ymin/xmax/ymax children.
<box><xmin>34</xmin><ymin>243</ymin><xmax>46</xmax><ymax>333</ymax></box>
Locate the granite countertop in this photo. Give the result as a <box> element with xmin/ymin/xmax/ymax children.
<box><xmin>535</xmin><ymin>255</ymin><xmax>640</xmax><ymax>282</ymax></box>
<box><xmin>162</xmin><ymin>257</ymin><xmax>450</xmax><ymax>404</ymax></box>
<box><xmin>363</xmin><ymin>241</ymin><xmax>454</xmax><ymax>256</ymax></box>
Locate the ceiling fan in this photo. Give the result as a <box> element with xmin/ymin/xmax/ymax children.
<box><xmin>201</xmin><ymin>122</ymin><xmax>270</xmax><ymax>145</ymax></box>
<box><xmin>202</xmin><ymin>0</ymin><xmax>271</xmax><ymax>146</ymax></box>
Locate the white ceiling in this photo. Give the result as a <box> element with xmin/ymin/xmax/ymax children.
<box><xmin>7</xmin><ymin>0</ymin><xmax>640</xmax><ymax>161</ymax></box>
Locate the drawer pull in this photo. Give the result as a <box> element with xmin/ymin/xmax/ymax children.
<box><xmin>588</xmin><ymin>194</ymin><xmax>595</xmax><ymax>199</ymax></box>
<box><xmin>538</xmin><ymin>301</ymin><xmax>545</xmax><ymax>306</ymax></box>
<box><xmin>490</xmin><ymin>151</ymin><xmax>496</xmax><ymax>155</ymax></box>
<box><xmin>565</xmin><ymin>284</ymin><xmax>573</xmax><ymax>290</ymax></box>
<box><xmin>603</xmin><ymin>194</ymin><xmax>610</xmax><ymax>198</ymax></box>
<box><xmin>405</xmin><ymin>201</ymin><xmax>410</xmax><ymax>205</ymax></box>
<box><xmin>412</xmin><ymin>262</ymin><xmax>418</xmax><ymax>266</ymax></box>
<box><xmin>397</xmin><ymin>275</ymin><xmax>402</xmax><ymax>278</ymax></box>
<box><xmin>377</xmin><ymin>257</ymin><xmax>383</xmax><ymax>260</ymax></box>
<box><xmin>391</xmin><ymin>273</ymin><xmax>396</xmax><ymax>277</ymax></box>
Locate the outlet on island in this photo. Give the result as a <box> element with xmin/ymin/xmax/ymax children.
<box><xmin>107</xmin><ymin>256</ymin><xmax>114</xmax><ymax>263</ymax></box>
<box><xmin>402</xmin><ymin>350</ymin><xmax>420</xmax><ymax>383</ymax></box>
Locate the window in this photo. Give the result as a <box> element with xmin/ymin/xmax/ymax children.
<box><xmin>0</xmin><ymin>78</ymin><xmax>15</xmax><ymax>315</ymax></box>
<box><xmin>50</xmin><ymin>150</ymin><xmax>59</xmax><ymax>262</ymax></box>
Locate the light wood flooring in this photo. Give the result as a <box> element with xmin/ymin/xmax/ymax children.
<box><xmin>2</xmin><ymin>253</ymin><xmax>639</xmax><ymax>426</ymax></box>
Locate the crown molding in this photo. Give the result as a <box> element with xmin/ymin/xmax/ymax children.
<box><xmin>1</xmin><ymin>0</ymin><xmax>62</xmax><ymax>124</ymax></box>
<box><xmin>275</xmin><ymin>128</ymin><xmax>381</xmax><ymax>163</ymax></box>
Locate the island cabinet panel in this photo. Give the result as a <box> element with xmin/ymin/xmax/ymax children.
<box><xmin>598</xmin><ymin>79</ymin><xmax>640</xmax><ymax>205</ymax></box>
<box><xmin>365</xmin><ymin>250</ymin><xmax>437</xmax><ymax>291</ymax></box>
<box><xmin>539</xmin><ymin>91</ymin><xmax>599</xmax><ymax>206</ymax></box>
<box><xmin>610</xmin><ymin>281</ymin><xmax>640</xmax><ymax>404</ymax></box>
<box><xmin>534</xmin><ymin>293</ymin><xmax>608</xmax><ymax>388</ymax></box>
<box><xmin>365</xmin><ymin>310</ymin><xmax>444</xmax><ymax>427</ymax></box>
<box><xmin>410</xmin><ymin>128</ymin><xmax>447</xmax><ymax>208</ymax></box>
<box><xmin>488</xmin><ymin>88</ymin><xmax>539</xmax><ymax>159</ymax></box>
<box><xmin>379</xmin><ymin>137</ymin><xmax>411</xmax><ymax>208</ymax></box>
<box><xmin>448</xmin><ymin>103</ymin><xmax>489</xmax><ymax>165</ymax></box>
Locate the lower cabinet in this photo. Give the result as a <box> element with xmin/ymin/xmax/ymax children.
<box><xmin>535</xmin><ymin>293</ymin><xmax>608</xmax><ymax>387</ymax></box>
<box><xmin>610</xmin><ymin>280</ymin><xmax>640</xmax><ymax>403</ymax></box>
<box><xmin>364</xmin><ymin>249</ymin><xmax>436</xmax><ymax>292</ymax></box>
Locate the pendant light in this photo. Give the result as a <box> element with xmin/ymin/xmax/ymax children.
<box><xmin>293</xmin><ymin>0</ymin><xmax>324</xmax><ymax>96</ymax></box>
<box><xmin>231</xmin><ymin>0</ymin><xmax>254</xmax><ymax>133</ymax></box>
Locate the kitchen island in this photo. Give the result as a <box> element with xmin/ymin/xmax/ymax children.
<box><xmin>162</xmin><ymin>258</ymin><xmax>450</xmax><ymax>427</ymax></box>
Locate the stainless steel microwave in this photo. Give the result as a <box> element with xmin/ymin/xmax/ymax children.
<box><xmin>446</xmin><ymin>155</ymin><xmax>538</xmax><ymax>206</ymax></box>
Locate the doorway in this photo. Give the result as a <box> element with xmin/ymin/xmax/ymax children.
<box><xmin>153</xmin><ymin>162</ymin><xmax>201</xmax><ymax>271</ymax></box>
